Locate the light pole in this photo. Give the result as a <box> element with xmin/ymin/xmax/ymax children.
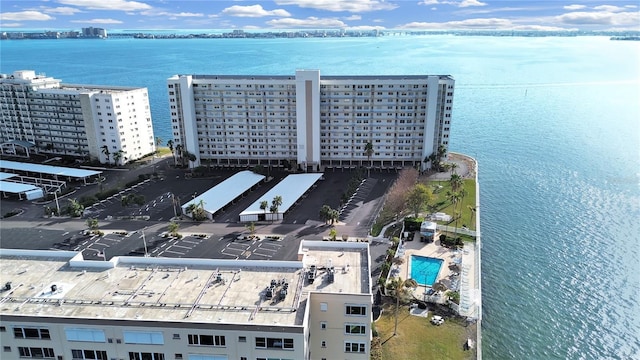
<box><xmin>142</xmin><ymin>228</ymin><xmax>149</xmax><ymax>257</ymax></box>
<box><xmin>53</xmin><ymin>191</ymin><xmax>60</xmax><ymax>215</ymax></box>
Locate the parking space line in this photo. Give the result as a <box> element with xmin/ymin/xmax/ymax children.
<box><xmin>172</xmin><ymin>245</ymin><xmax>192</xmax><ymax>250</ymax></box>
<box><xmin>251</xmin><ymin>252</ymin><xmax>272</xmax><ymax>258</ymax></box>
<box><xmin>163</xmin><ymin>250</ymin><xmax>185</xmax><ymax>255</ymax></box>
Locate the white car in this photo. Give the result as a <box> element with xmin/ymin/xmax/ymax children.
<box><xmin>430</xmin><ymin>315</ymin><xmax>444</xmax><ymax>325</ymax></box>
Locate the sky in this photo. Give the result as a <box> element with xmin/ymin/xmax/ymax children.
<box><xmin>0</xmin><ymin>0</ymin><xmax>639</xmax><ymax>32</ymax></box>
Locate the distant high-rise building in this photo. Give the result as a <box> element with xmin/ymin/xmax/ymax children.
<box><xmin>167</xmin><ymin>70</ymin><xmax>454</xmax><ymax>171</ymax></box>
<box><xmin>82</xmin><ymin>27</ymin><xmax>107</xmax><ymax>38</ymax></box>
<box><xmin>0</xmin><ymin>70</ymin><xmax>155</xmax><ymax>164</ymax></box>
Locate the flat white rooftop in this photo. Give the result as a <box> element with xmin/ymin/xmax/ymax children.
<box><xmin>0</xmin><ymin>160</ymin><xmax>101</xmax><ymax>179</ymax></box>
<box><xmin>181</xmin><ymin>170</ymin><xmax>265</xmax><ymax>216</ymax></box>
<box><xmin>0</xmin><ymin>181</ymin><xmax>40</xmax><ymax>193</ymax></box>
<box><xmin>0</xmin><ymin>242</ymin><xmax>370</xmax><ymax>327</ymax></box>
<box><xmin>240</xmin><ymin>173</ymin><xmax>323</xmax><ymax>217</ymax></box>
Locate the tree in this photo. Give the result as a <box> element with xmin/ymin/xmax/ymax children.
<box><xmin>155</xmin><ymin>136</ymin><xmax>162</xmax><ymax>155</ymax></box>
<box><xmin>406</xmin><ymin>183</ymin><xmax>434</xmax><ymax>218</ymax></box>
<box><xmin>328</xmin><ymin>227</ymin><xmax>337</xmax><ymax>241</ymax></box>
<box><xmin>185</xmin><ymin>151</ymin><xmax>197</xmax><ymax>168</ymax></box>
<box><xmin>167</xmin><ymin>222</ymin><xmax>179</xmax><ymax>237</ymax></box>
<box><xmin>270</xmin><ymin>195</ymin><xmax>283</xmax><ymax>221</ymax></box>
<box><xmin>175</xmin><ymin>144</ymin><xmax>184</xmax><ymax>167</ymax></box>
<box><xmin>245</xmin><ymin>221</ymin><xmax>256</xmax><ymax>237</ymax></box>
<box><xmin>167</xmin><ymin>139</ymin><xmax>175</xmax><ymax>165</ymax></box>
<box><xmin>113</xmin><ymin>150</ymin><xmax>124</xmax><ymax>166</ymax></box>
<box><xmin>86</xmin><ymin>218</ymin><xmax>99</xmax><ymax>230</ymax></box>
<box><xmin>101</xmin><ymin>145</ymin><xmax>111</xmax><ymax>165</ymax></box>
<box><xmin>450</xmin><ymin>162</ymin><xmax>458</xmax><ymax>175</ymax></box>
<box><xmin>186</xmin><ymin>200</ymin><xmax>207</xmax><ymax>221</ymax></box>
<box><xmin>449</xmin><ymin>173</ymin><xmax>463</xmax><ymax>192</ymax></box>
<box><xmin>468</xmin><ymin>205</ymin><xmax>476</xmax><ymax>228</ymax></box>
<box><xmin>319</xmin><ymin>204</ymin><xmax>338</xmax><ymax>224</ymax></box>
<box><xmin>259</xmin><ymin>200</ymin><xmax>268</xmax><ymax>220</ymax></box>
<box><xmin>66</xmin><ymin>198</ymin><xmax>84</xmax><ymax>217</ymax></box>
<box><xmin>386</xmin><ymin>277</ymin><xmax>418</xmax><ymax>335</ymax></box>
<box><xmin>364</xmin><ymin>141</ymin><xmax>374</xmax><ymax>176</ymax></box>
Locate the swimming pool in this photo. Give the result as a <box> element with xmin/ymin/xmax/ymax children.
<box><xmin>410</xmin><ymin>255</ymin><xmax>444</xmax><ymax>287</ymax></box>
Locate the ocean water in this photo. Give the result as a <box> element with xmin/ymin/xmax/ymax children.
<box><xmin>1</xmin><ymin>35</ymin><xmax>639</xmax><ymax>359</ymax></box>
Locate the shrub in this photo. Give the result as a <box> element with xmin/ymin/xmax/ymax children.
<box><xmin>404</xmin><ymin>216</ymin><xmax>424</xmax><ymax>231</ymax></box>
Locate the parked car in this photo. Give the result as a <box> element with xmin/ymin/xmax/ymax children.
<box><xmin>430</xmin><ymin>315</ymin><xmax>444</xmax><ymax>325</ymax></box>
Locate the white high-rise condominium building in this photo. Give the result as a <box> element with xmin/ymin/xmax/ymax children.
<box><xmin>0</xmin><ymin>240</ymin><xmax>372</xmax><ymax>360</ymax></box>
<box><xmin>0</xmin><ymin>70</ymin><xmax>155</xmax><ymax>164</ymax></box>
<box><xmin>168</xmin><ymin>70</ymin><xmax>454</xmax><ymax>171</ymax></box>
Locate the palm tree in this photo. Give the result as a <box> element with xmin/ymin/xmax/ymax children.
<box><xmin>184</xmin><ymin>151</ymin><xmax>197</xmax><ymax>168</ymax></box>
<box><xmin>155</xmin><ymin>136</ymin><xmax>162</xmax><ymax>155</ymax></box>
<box><xmin>259</xmin><ymin>200</ymin><xmax>268</xmax><ymax>220</ymax></box>
<box><xmin>450</xmin><ymin>162</ymin><xmax>458</xmax><ymax>175</ymax></box>
<box><xmin>386</xmin><ymin>277</ymin><xmax>419</xmax><ymax>335</ymax></box>
<box><xmin>101</xmin><ymin>145</ymin><xmax>110</xmax><ymax>165</ymax></box>
<box><xmin>467</xmin><ymin>205</ymin><xmax>476</xmax><ymax>229</ymax></box>
<box><xmin>113</xmin><ymin>150</ymin><xmax>124</xmax><ymax>166</ymax></box>
<box><xmin>449</xmin><ymin>173</ymin><xmax>463</xmax><ymax>192</ymax></box>
<box><xmin>175</xmin><ymin>144</ymin><xmax>184</xmax><ymax>167</ymax></box>
<box><xmin>364</xmin><ymin>141</ymin><xmax>374</xmax><ymax>176</ymax></box>
<box><xmin>167</xmin><ymin>139</ymin><xmax>175</xmax><ymax>165</ymax></box>
<box><xmin>270</xmin><ymin>195</ymin><xmax>283</xmax><ymax>222</ymax></box>
<box><xmin>167</xmin><ymin>221</ymin><xmax>179</xmax><ymax>237</ymax></box>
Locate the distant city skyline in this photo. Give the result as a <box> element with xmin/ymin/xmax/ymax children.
<box><xmin>0</xmin><ymin>0</ymin><xmax>638</xmax><ymax>32</ymax></box>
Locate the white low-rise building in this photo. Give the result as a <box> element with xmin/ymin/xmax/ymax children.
<box><xmin>0</xmin><ymin>70</ymin><xmax>155</xmax><ymax>164</ymax></box>
<box><xmin>167</xmin><ymin>70</ymin><xmax>454</xmax><ymax>171</ymax></box>
<box><xmin>0</xmin><ymin>241</ymin><xmax>372</xmax><ymax>360</ymax></box>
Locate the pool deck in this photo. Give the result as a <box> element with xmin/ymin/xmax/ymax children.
<box><xmin>391</xmin><ymin>232</ymin><xmax>478</xmax><ymax>316</ymax></box>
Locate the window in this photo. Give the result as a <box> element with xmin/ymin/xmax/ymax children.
<box><xmin>320</xmin><ymin>303</ymin><xmax>328</xmax><ymax>312</ymax></box>
<box><xmin>345</xmin><ymin>342</ymin><xmax>366</xmax><ymax>353</ymax></box>
<box><xmin>187</xmin><ymin>334</ymin><xmax>225</xmax><ymax>347</ymax></box>
<box><xmin>255</xmin><ymin>337</ymin><xmax>294</xmax><ymax>350</ymax></box>
<box><xmin>71</xmin><ymin>349</ymin><xmax>108</xmax><ymax>360</ymax></box>
<box><xmin>3</xmin><ymin>346</ymin><xmax>10</xmax><ymax>352</ymax></box>
<box><xmin>65</xmin><ymin>328</ymin><xmax>106</xmax><ymax>342</ymax></box>
<box><xmin>321</xmin><ymin>341</ymin><xmax>326</xmax><ymax>348</ymax></box>
<box><xmin>187</xmin><ymin>355</ymin><xmax>228</xmax><ymax>360</ymax></box>
<box><xmin>18</xmin><ymin>347</ymin><xmax>55</xmax><ymax>358</ymax></box>
<box><xmin>175</xmin><ymin>355</ymin><xmax>182</xmax><ymax>360</ymax></box>
<box><xmin>128</xmin><ymin>352</ymin><xmax>164</xmax><ymax>360</ymax></box>
<box><xmin>320</xmin><ymin>322</ymin><xmax>327</xmax><ymax>330</ymax></box>
<box><xmin>123</xmin><ymin>331</ymin><xmax>164</xmax><ymax>345</ymax></box>
<box><xmin>238</xmin><ymin>336</ymin><xmax>246</xmax><ymax>342</ymax></box>
<box><xmin>0</xmin><ymin>326</ymin><xmax>5</xmax><ymax>332</ymax></box>
<box><xmin>345</xmin><ymin>305</ymin><xmax>367</xmax><ymax>316</ymax></box>
<box><xmin>345</xmin><ymin>324</ymin><xmax>366</xmax><ymax>335</ymax></box>
<box><xmin>13</xmin><ymin>327</ymin><xmax>50</xmax><ymax>339</ymax></box>
<box><xmin>173</xmin><ymin>334</ymin><xmax>180</xmax><ymax>339</ymax></box>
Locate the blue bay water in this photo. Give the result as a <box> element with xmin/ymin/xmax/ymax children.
<box><xmin>1</xmin><ymin>35</ymin><xmax>639</xmax><ymax>359</ymax></box>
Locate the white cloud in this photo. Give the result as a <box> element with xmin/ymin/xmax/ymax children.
<box><xmin>58</xmin><ymin>0</ymin><xmax>151</xmax><ymax>11</ymax></box>
<box><xmin>347</xmin><ymin>25</ymin><xmax>385</xmax><ymax>30</ymax></box>
<box><xmin>563</xmin><ymin>4</ymin><xmax>586</xmax><ymax>10</ymax></box>
<box><xmin>139</xmin><ymin>9</ymin><xmax>204</xmax><ymax>17</ymax></box>
<box><xmin>70</xmin><ymin>18</ymin><xmax>124</xmax><ymax>24</ymax></box>
<box><xmin>266</xmin><ymin>16</ymin><xmax>347</xmax><ymax>28</ymax></box>
<box><xmin>344</xmin><ymin>15</ymin><xmax>362</xmax><ymax>20</ymax></box>
<box><xmin>557</xmin><ymin>10</ymin><xmax>640</xmax><ymax>25</ymax></box>
<box><xmin>458</xmin><ymin>0</ymin><xmax>487</xmax><ymax>8</ymax></box>
<box><xmin>418</xmin><ymin>0</ymin><xmax>486</xmax><ymax>7</ymax></box>
<box><xmin>397</xmin><ymin>17</ymin><xmax>574</xmax><ymax>30</ymax></box>
<box><xmin>274</xmin><ymin>0</ymin><xmax>398</xmax><ymax>13</ymax></box>
<box><xmin>593</xmin><ymin>5</ymin><xmax>626</xmax><ymax>12</ymax></box>
<box><xmin>0</xmin><ymin>11</ymin><xmax>54</xmax><ymax>21</ymax></box>
<box><xmin>373</xmin><ymin>18</ymin><xmax>385</xmax><ymax>23</ymax></box>
<box><xmin>0</xmin><ymin>22</ymin><xmax>23</xmax><ymax>27</ymax></box>
<box><xmin>42</xmin><ymin>7</ymin><xmax>82</xmax><ymax>15</ymax></box>
<box><xmin>221</xmin><ymin>5</ymin><xmax>291</xmax><ymax>17</ymax></box>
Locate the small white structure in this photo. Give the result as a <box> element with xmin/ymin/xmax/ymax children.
<box><xmin>420</xmin><ymin>221</ymin><xmax>438</xmax><ymax>242</ymax></box>
<box><xmin>430</xmin><ymin>212</ymin><xmax>452</xmax><ymax>222</ymax></box>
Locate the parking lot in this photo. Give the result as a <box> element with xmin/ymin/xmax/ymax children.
<box><xmin>1</xmin><ymin>159</ymin><xmax>397</xmax><ymax>262</ymax></box>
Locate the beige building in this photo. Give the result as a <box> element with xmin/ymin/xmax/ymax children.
<box><xmin>0</xmin><ymin>241</ymin><xmax>372</xmax><ymax>360</ymax></box>
<box><xmin>0</xmin><ymin>70</ymin><xmax>155</xmax><ymax>164</ymax></box>
<box><xmin>167</xmin><ymin>70</ymin><xmax>454</xmax><ymax>171</ymax></box>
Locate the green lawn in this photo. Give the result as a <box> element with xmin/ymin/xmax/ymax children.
<box><xmin>427</xmin><ymin>179</ymin><xmax>477</xmax><ymax>231</ymax></box>
<box><xmin>373</xmin><ymin>304</ymin><xmax>474</xmax><ymax>360</ymax></box>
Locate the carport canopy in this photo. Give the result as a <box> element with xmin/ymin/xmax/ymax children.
<box><xmin>239</xmin><ymin>173</ymin><xmax>323</xmax><ymax>222</ymax></box>
<box><xmin>0</xmin><ymin>160</ymin><xmax>101</xmax><ymax>184</ymax></box>
<box><xmin>181</xmin><ymin>170</ymin><xmax>266</xmax><ymax>219</ymax></box>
